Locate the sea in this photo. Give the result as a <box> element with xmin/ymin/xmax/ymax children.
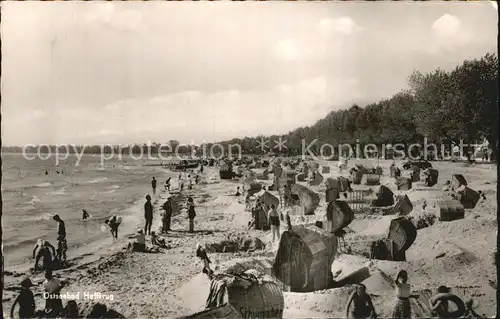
<box><xmin>1</xmin><ymin>153</ymin><xmax>174</xmax><ymax>269</ymax></box>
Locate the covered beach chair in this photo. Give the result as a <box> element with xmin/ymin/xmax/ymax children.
<box><xmin>272</xmin><ymin>225</ymin><xmax>338</xmax><ymax>292</ymax></box>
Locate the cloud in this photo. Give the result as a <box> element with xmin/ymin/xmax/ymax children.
<box><xmin>319</xmin><ymin>17</ymin><xmax>361</xmax><ymax>35</ymax></box>
<box><xmin>431</xmin><ymin>14</ymin><xmax>472</xmax><ymax>48</ymax></box>
<box><xmin>86</xmin><ymin>3</ymin><xmax>143</xmax><ymax>32</ymax></box>
<box><xmin>274</xmin><ymin>39</ymin><xmax>301</xmax><ymax>61</ymax></box>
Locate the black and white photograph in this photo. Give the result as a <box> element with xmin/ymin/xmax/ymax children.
<box><xmin>1</xmin><ymin>1</ymin><xmax>498</xmax><ymax>318</ymax></box>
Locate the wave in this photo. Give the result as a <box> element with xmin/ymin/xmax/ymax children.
<box><xmin>49</xmin><ymin>187</ymin><xmax>67</xmax><ymax>195</ymax></box>
<box><xmin>86</xmin><ymin>177</ymin><xmax>109</xmax><ymax>184</ymax></box>
<box><xmin>18</xmin><ymin>212</ymin><xmax>54</xmax><ymax>223</ymax></box>
<box><xmin>29</xmin><ymin>196</ymin><xmax>41</xmax><ymax>204</ymax></box>
<box><xmin>36</xmin><ymin>182</ymin><xmax>53</xmax><ymax>188</ymax></box>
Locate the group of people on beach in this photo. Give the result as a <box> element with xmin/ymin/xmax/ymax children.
<box><xmin>32</xmin><ymin>215</ymin><xmax>67</xmax><ymax>271</ymax></box>
<box><xmin>11</xmin><ymin>268</ymin><xmax>76</xmax><ymax>318</ymax></box>
<box><xmin>345</xmin><ymin>270</ymin><xmax>468</xmax><ymax>319</ymax></box>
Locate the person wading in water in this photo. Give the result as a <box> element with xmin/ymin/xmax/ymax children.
<box><xmin>144</xmin><ymin>195</ymin><xmax>154</xmax><ymax>235</ymax></box>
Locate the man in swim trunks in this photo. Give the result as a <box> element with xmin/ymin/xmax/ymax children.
<box><xmin>53</xmin><ymin>215</ymin><xmax>67</xmax><ymax>263</ymax></box>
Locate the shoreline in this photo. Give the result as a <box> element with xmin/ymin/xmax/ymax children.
<box><xmin>3</xmin><ymin>165</ymin><xmax>175</xmax><ymax>273</ymax></box>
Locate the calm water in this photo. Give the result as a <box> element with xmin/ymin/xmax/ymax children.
<box><xmin>1</xmin><ymin>153</ymin><xmax>172</xmax><ymax>268</ymax></box>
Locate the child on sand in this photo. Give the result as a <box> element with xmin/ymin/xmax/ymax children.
<box><xmin>345</xmin><ymin>284</ymin><xmax>376</xmax><ymax>319</ymax></box>
<box><xmin>151</xmin><ymin>232</ymin><xmax>168</xmax><ymax>248</ymax></box>
<box><xmin>268</xmin><ymin>205</ymin><xmax>280</xmax><ymax>243</ymax></box>
<box><xmin>10</xmin><ymin>277</ymin><xmax>36</xmax><ymax>319</ymax></box>
<box><xmin>391</xmin><ymin>270</ymin><xmax>418</xmax><ymax>319</ymax></box>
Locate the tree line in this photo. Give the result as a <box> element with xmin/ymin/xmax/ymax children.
<box><xmin>209</xmin><ymin>53</ymin><xmax>498</xmax><ymax>159</ymax></box>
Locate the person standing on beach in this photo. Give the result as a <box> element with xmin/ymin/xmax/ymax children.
<box><xmin>187</xmin><ymin>197</ymin><xmax>196</xmax><ymax>233</ymax></box>
<box><xmin>162</xmin><ymin>197</ymin><xmax>173</xmax><ymax>233</ymax></box>
<box><xmin>268</xmin><ymin>205</ymin><xmax>280</xmax><ymax>243</ymax></box>
<box><xmin>144</xmin><ymin>195</ymin><xmax>154</xmax><ymax>235</ymax></box>
<box><xmin>105</xmin><ymin>216</ymin><xmax>122</xmax><ymax>239</ymax></box>
<box><xmin>53</xmin><ymin>215</ymin><xmax>67</xmax><ymax>264</ymax></box>
<box><xmin>165</xmin><ymin>177</ymin><xmax>171</xmax><ymax>191</ymax></box>
<box><xmin>391</xmin><ymin>270</ymin><xmax>418</xmax><ymax>319</ymax></box>
<box><xmin>151</xmin><ymin>177</ymin><xmax>157</xmax><ymax>195</ymax></box>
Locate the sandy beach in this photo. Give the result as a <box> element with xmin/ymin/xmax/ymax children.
<box><xmin>2</xmin><ymin>159</ymin><xmax>496</xmax><ymax>318</ymax></box>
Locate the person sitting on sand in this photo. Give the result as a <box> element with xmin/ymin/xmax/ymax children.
<box><xmin>43</xmin><ymin>269</ymin><xmax>64</xmax><ymax>317</ymax></box>
<box><xmin>53</xmin><ymin>215</ymin><xmax>67</xmax><ymax>264</ymax></box>
<box><xmin>10</xmin><ymin>277</ymin><xmax>36</xmax><ymax>319</ymax></box>
<box><xmin>430</xmin><ymin>286</ymin><xmax>466</xmax><ymax>319</ymax></box>
<box><xmin>128</xmin><ymin>230</ymin><xmax>147</xmax><ymax>252</ymax></box>
<box><xmin>33</xmin><ymin>239</ymin><xmax>56</xmax><ymax>271</ymax></box>
<box><xmin>151</xmin><ymin>231</ymin><xmax>167</xmax><ymax>248</ymax></box>
<box><xmin>82</xmin><ymin>209</ymin><xmax>90</xmax><ymax>220</ymax></box>
<box><xmin>105</xmin><ymin>216</ymin><xmax>122</xmax><ymax>240</ymax></box>
<box><xmin>345</xmin><ymin>284</ymin><xmax>376</xmax><ymax>319</ymax></box>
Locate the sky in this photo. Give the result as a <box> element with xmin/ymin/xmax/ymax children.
<box><xmin>1</xmin><ymin>1</ymin><xmax>497</xmax><ymax>145</ymax></box>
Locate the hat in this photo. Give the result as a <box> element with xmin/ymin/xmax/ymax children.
<box><xmin>20</xmin><ymin>277</ymin><xmax>34</xmax><ymax>288</ymax></box>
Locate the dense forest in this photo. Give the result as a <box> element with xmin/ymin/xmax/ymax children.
<box><xmin>3</xmin><ymin>53</ymin><xmax>497</xmax><ymax>159</ymax></box>
<box><xmin>210</xmin><ymin>53</ymin><xmax>498</xmax><ymax>159</ymax></box>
